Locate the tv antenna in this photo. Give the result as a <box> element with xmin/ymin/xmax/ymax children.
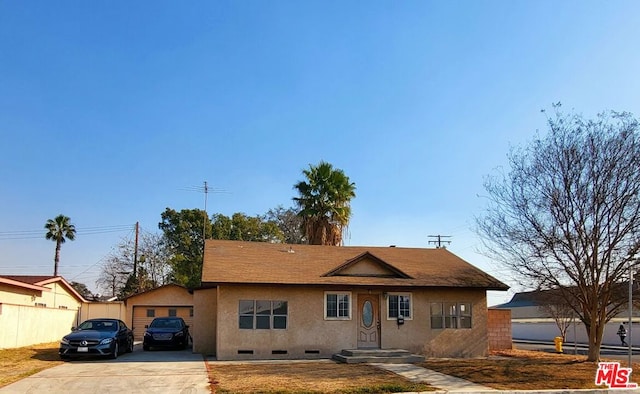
<box><xmin>428</xmin><ymin>235</ymin><xmax>451</xmax><ymax>248</ymax></box>
<box><xmin>180</xmin><ymin>182</ymin><xmax>228</xmax><ymax>242</ymax></box>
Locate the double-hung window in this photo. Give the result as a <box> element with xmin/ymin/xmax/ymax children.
<box><xmin>387</xmin><ymin>293</ymin><xmax>412</xmax><ymax>319</ymax></box>
<box><xmin>325</xmin><ymin>292</ymin><xmax>351</xmax><ymax>320</ymax></box>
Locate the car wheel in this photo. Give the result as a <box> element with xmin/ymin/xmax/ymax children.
<box><xmin>110</xmin><ymin>342</ymin><xmax>119</xmax><ymax>359</ymax></box>
<box><xmin>127</xmin><ymin>337</ymin><xmax>134</xmax><ymax>353</ymax></box>
<box><xmin>60</xmin><ymin>355</ymin><xmax>70</xmax><ymax>361</ymax></box>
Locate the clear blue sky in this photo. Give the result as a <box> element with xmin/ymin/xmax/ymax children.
<box><xmin>1</xmin><ymin>1</ymin><xmax>639</xmax><ymax>305</ymax></box>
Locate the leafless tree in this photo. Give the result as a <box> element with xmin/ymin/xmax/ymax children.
<box><xmin>537</xmin><ymin>290</ymin><xmax>575</xmax><ymax>342</ymax></box>
<box><xmin>477</xmin><ymin>105</ymin><xmax>640</xmax><ymax>361</ymax></box>
<box><xmin>96</xmin><ymin>232</ymin><xmax>171</xmax><ymax>298</ymax></box>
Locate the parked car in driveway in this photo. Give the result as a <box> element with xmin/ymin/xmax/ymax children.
<box><xmin>143</xmin><ymin>317</ymin><xmax>190</xmax><ymax>350</ymax></box>
<box><xmin>59</xmin><ymin>318</ymin><xmax>134</xmax><ymax>360</ymax></box>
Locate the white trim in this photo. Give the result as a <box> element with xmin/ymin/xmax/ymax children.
<box><xmin>324</xmin><ymin>291</ymin><xmax>352</xmax><ymax>320</ymax></box>
<box><xmin>386</xmin><ymin>292</ymin><xmax>413</xmax><ymax>320</ymax></box>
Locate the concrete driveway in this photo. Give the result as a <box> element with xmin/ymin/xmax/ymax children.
<box><xmin>0</xmin><ymin>345</ymin><xmax>210</xmax><ymax>394</ymax></box>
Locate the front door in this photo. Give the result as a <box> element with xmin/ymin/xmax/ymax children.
<box><xmin>357</xmin><ymin>294</ymin><xmax>380</xmax><ymax>348</ymax></box>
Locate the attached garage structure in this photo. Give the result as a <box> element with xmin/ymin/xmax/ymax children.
<box><xmin>124</xmin><ymin>284</ymin><xmax>194</xmax><ymax>341</ymax></box>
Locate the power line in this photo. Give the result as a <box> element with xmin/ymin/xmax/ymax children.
<box><xmin>0</xmin><ymin>224</ymin><xmax>135</xmax><ymax>240</ymax></box>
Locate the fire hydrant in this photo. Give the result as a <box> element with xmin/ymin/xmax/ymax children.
<box><xmin>554</xmin><ymin>336</ymin><xmax>563</xmax><ymax>353</ymax></box>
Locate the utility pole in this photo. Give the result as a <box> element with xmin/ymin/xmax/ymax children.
<box><xmin>133</xmin><ymin>221</ymin><xmax>139</xmax><ymax>290</ymax></box>
<box><xmin>203</xmin><ymin>181</ymin><xmax>208</xmax><ymax>246</ymax></box>
<box><xmin>428</xmin><ymin>234</ymin><xmax>451</xmax><ymax>248</ymax></box>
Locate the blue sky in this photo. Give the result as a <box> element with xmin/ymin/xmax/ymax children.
<box><xmin>1</xmin><ymin>1</ymin><xmax>639</xmax><ymax>305</ymax></box>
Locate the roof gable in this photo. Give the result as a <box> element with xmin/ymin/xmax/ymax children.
<box><xmin>322</xmin><ymin>252</ymin><xmax>412</xmax><ymax>279</ymax></box>
<box><xmin>0</xmin><ymin>275</ymin><xmax>86</xmax><ymax>302</ymax></box>
<box><xmin>123</xmin><ymin>283</ymin><xmax>189</xmax><ymax>301</ymax></box>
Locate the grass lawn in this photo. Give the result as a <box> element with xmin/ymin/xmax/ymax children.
<box><xmin>0</xmin><ymin>342</ymin><xmax>63</xmax><ymax>388</ymax></box>
<box><xmin>207</xmin><ymin>362</ymin><xmax>434</xmax><ymax>393</ymax></box>
<box><xmin>422</xmin><ymin>349</ymin><xmax>638</xmax><ymax>390</ymax></box>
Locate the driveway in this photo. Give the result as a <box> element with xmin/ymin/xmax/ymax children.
<box><xmin>0</xmin><ymin>345</ymin><xmax>210</xmax><ymax>394</ymax></box>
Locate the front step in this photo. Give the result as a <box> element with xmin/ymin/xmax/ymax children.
<box><xmin>333</xmin><ymin>348</ymin><xmax>425</xmax><ymax>364</ymax></box>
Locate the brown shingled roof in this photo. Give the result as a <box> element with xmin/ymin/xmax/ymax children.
<box><xmin>202</xmin><ymin>240</ymin><xmax>508</xmax><ymax>290</ymax></box>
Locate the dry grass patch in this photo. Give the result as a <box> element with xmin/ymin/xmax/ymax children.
<box><xmin>208</xmin><ymin>361</ymin><xmax>434</xmax><ymax>393</ymax></box>
<box><xmin>0</xmin><ymin>342</ymin><xmax>62</xmax><ymax>388</ymax></box>
<box><xmin>422</xmin><ymin>349</ymin><xmax>634</xmax><ymax>390</ymax></box>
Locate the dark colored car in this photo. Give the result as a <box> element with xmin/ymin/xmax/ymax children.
<box><xmin>59</xmin><ymin>318</ymin><xmax>134</xmax><ymax>360</ymax></box>
<box><xmin>143</xmin><ymin>317</ymin><xmax>190</xmax><ymax>350</ymax></box>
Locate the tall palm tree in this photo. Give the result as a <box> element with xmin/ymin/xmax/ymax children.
<box><xmin>293</xmin><ymin>161</ymin><xmax>356</xmax><ymax>245</ymax></box>
<box><xmin>45</xmin><ymin>214</ymin><xmax>76</xmax><ymax>276</ymax></box>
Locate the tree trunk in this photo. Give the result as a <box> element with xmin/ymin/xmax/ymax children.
<box><xmin>586</xmin><ymin>316</ymin><xmax>605</xmax><ymax>361</ymax></box>
<box><xmin>53</xmin><ymin>240</ymin><xmax>61</xmax><ymax>277</ymax></box>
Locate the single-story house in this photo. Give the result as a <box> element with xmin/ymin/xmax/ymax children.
<box><xmin>0</xmin><ymin>275</ymin><xmax>86</xmax><ymax>348</ymax></box>
<box><xmin>192</xmin><ymin>240</ymin><xmax>509</xmax><ymax>360</ymax></box>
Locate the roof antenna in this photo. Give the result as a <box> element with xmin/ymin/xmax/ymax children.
<box><xmin>428</xmin><ymin>235</ymin><xmax>451</xmax><ymax>249</ymax></box>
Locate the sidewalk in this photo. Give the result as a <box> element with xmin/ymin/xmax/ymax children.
<box><xmin>373</xmin><ymin>362</ymin><xmax>496</xmax><ymax>392</ymax></box>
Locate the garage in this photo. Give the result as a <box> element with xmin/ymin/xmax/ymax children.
<box><xmin>124</xmin><ymin>284</ymin><xmax>195</xmax><ymax>341</ymax></box>
<box><xmin>132</xmin><ymin>305</ymin><xmax>194</xmax><ymax>341</ymax></box>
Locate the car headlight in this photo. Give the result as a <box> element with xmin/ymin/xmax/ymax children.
<box><xmin>100</xmin><ymin>338</ymin><xmax>114</xmax><ymax>345</ymax></box>
<box><xmin>175</xmin><ymin>331</ymin><xmax>184</xmax><ymax>337</ymax></box>
<box><xmin>60</xmin><ymin>337</ymin><xmax>70</xmax><ymax>345</ymax></box>
<box><xmin>144</xmin><ymin>332</ymin><xmax>151</xmax><ymax>337</ymax></box>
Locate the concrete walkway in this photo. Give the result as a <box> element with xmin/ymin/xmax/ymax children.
<box><xmin>372</xmin><ymin>363</ymin><xmax>496</xmax><ymax>392</ymax></box>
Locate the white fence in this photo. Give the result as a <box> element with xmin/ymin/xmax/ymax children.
<box><xmin>514</xmin><ymin>320</ymin><xmax>640</xmax><ymax>346</ymax></box>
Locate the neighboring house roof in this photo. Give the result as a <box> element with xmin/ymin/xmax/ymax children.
<box><xmin>0</xmin><ymin>275</ymin><xmax>87</xmax><ymax>303</ymax></box>
<box><xmin>202</xmin><ymin>240</ymin><xmax>509</xmax><ymax>290</ymax></box>
<box><xmin>123</xmin><ymin>283</ymin><xmax>189</xmax><ymax>301</ymax></box>
<box><xmin>493</xmin><ymin>288</ymin><xmax>568</xmax><ymax>309</ymax></box>
<box><xmin>0</xmin><ymin>276</ymin><xmax>50</xmax><ymax>292</ymax></box>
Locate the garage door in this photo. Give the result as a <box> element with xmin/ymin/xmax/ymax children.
<box><xmin>132</xmin><ymin>305</ymin><xmax>194</xmax><ymax>341</ymax></box>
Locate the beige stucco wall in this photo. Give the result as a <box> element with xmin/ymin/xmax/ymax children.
<box><xmin>409</xmin><ymin>288</ymin><xmax>488</xmax><ymax>358</ymax></box>
<box><xmin>79</xmin><ymin>302</ymin><xmax>127</xmax><ymax>323</ymax></box>
<box><xmin>0</xmin><ymin>303</ymin><xmax>78</xmax><ymax>348</ymax></box>
<box><xmin>42</xmin><ymin>282</ymin><xmax>82</xmax><ymax>309</ymax></box>
<box><xmin>0</xmin><ymin>284</ymin><xmax>43</xmax><ymax>305</ymax></box>
<box><xmin>193</xmin><ymin>287</ymin><xmax>217</xmax><ymax>355</ymax></box>
<box><xmin>207</xmin><ymin>285</ymin><xmax>490</xmax><ymax>360</ymax></box>
<box><xmin>0</xmin><ymin>282</ymin><xmax>82</xmax><ymax>310</ymax></box>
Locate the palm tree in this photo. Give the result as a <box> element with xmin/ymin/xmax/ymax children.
<box><xmin>293</xmin><ymin>161</ymin><xmax>356</xmax><ymax>245</ymax></box>
<box><xmin>45</xmin><ymin>214</ymin><xmax>76</xmax><ymax>276</ymax></box>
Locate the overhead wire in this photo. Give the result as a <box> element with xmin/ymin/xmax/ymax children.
<box><xmin>0</xmin><ymin>224</ymin><xmax>135</xmax><ymax>240</ymax></box>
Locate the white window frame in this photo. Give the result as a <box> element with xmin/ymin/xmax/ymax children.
<box><xmin>324</xmin><ymin>291</ymin><xmax>352</xmax><ymax>320</ymax></box>
<box><xmin>386</xmin><ymin>292</ymin><xmax>413</xmax><ymax>320</ymax></box>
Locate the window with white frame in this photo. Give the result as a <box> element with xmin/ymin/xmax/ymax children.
<box><xmin>239</xmin><ymin>300</ymin><xmax>288</xmax><ymax>330</ymax></box>
<box><xmin>430</xmin><ymin>302</ymin><xmax>472</xmax><ymax>329</ymax></box>
<box><xmin>387</xmin><ymin>293</ymin><xmax>412</xmax><ymax>319</ymax></box>
<box><xmin>324</xmin><ymin>292</ymin><xmax>351</xmax><ymax>319</ymax></box>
